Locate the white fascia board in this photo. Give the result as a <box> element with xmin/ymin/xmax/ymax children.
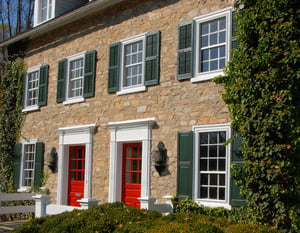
<box><xmin>0</xmin><ymin>0</ymin><xmax>125</xmax><ymax>48</ymax></box>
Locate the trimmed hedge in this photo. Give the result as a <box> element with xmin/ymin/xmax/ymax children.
<box><xmin>13</xmin><ymin>203</ymin><xmax>282</xmax><ymax>233</ymax></box>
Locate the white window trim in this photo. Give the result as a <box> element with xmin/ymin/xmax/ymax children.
<box><xmin>63</xmin><ymin>52</ymin><xmax>86</xmax><ymax>105</ymax></box>
<box><xmin>34</xmin><ymin>0</ymin><xmax>55</xmax><ymax>27</ymax></box>
<box><xmin>191</xmin><ymin>7</ymin><xmax>232</xmax><ymax>83</ymax></box>
<box><xmin>117</xmin><ymin>33</ymin><xmax>147</xmax><ymax>96</ymax></box>
<box><xmin>193</xmin><ymin>123</ymin><xmax>231</xmax><ymax>209</ymax></box>
<box><xmin>18</xmin><ymin>139</ymin><xmax>38</xmax><ymax>192</ymax></box>
<box><xmin>22</xmin><ymin>65</ymin><xmax>41</xmax><ymax>113</ymax></box>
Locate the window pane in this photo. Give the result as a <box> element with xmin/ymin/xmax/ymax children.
<box><xmin>219</xmin><ymin>145</ymin><xmax>225</xmax><ymax>157</ymax></box>
<box><xmin>219</xmin><ymin>174</ymin><xmax>225</xmax><ymax>186</ymax></box>
<box><xmin>126</xmin><ymin>173</ymin><xmax>130</xmax><ymax>184</ymax></box>
<box><xmin>201</xmin><ymin>49</ymin><xmax>209</xmax><ymax>61</ymax></box>
<box><xmin>209</xmin><ymin>159</ymin><xmax>217</xmax><ymax>171</ymax></box>
<box><xmin>200</xmin><ymin>146</ymin><xmax>208</xmax><ymax>157</ymax></box>
<box><xmin>210</xmin><ymin>60</ymin><xmax>218</xmax><ymax>71</ymax></box>
<box><xmin>201</xmin><ymin>35</ymin><xmax>208</xmax><ymax>47</ymax></box>
<box><xmin>219</xmin><ymin>31</ymin><xmax>226</xmax><ymax>43</ymax></box>
<box><xmin>219</xmin><ymin>188</ymin><xmax>225</xmax><ymax>200</ymax></box>
<box><xmin>200</xmin><ymin>187</ymin><xmax>208</xmax><ymax>198</ymax></box>
<box><xmin>210</xmin><ymin>33</ymin><xmax>218</xmax><ymax>45</ymax></box>
<box><xmin>132</xmin><ymin>173</ymin><xmax>137</xmax><ymax>184</ymax></box>
<box><xmin>200</xmin><ymin>174</ymin><xmax>208</xmax><ymax>185</ymax></box>
<box><xmin>209</xmin><ymin>187</ymin><xmax>218</xmax><ymax>199</ymax></box>
<box><xmin>209</xmin><ymin>132</ymin><xmax>218</xmax><ymax>144</ymax></box>
<box><xmin>200</xmin><ymin>133</ymin><xmax>208</xmax><ymax>144</ymax></box>
<box><xmin>219</xmin><ymin>159</ymin><xmax>225</xmax><ymax>171</ymax></box>
<box><xmin>219</xmin><ymin>18</ymin><xmax>226</xmax><ymax>30</ymax></box>
<box><xmin>132</xmin><ymin>160</ymin><xmax>137</xmax><ymax>171</ymax></box>
<box><xmin>201</xmin><ymin>62</ymin><xmax>209</xmax><ymax>72</ymax></box>
<box><xmin>219</xmin><ymin>59</ymin><xmax>226</xmax><ymax>69</ymax></box>
<box><xmin>210</xmin><ymin>21</ymin><xmax>218</xmax><ymax>32</ymax></box>
<box><xmin>201</xmin><ymin>23</ymin><xmax>209</xmax><ymax>34</ymax></box>
<box><xmin>209</xmin><ymin>146</ymin><xmax>217</xmax><ymax>157</ymax></box>
<box><xmin>200</xmin><ymin>159</ymin><xmax>208</xmax><ymax>171</ymax></box>
<box><xmin>210</xmin><ymin>47</ymin><xmax>218</xmax><ymax>59</ymax></box>
<box><xmin>210</xmin><ymin>174</ymin><xmax>218</xmax><ymax>185</ymax></box>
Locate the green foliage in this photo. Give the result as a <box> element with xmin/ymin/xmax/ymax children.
<box><xmin>214</xmin><ymin>0</ymin><xmax>300</xmax><ymax>231</ymax></box>
<box><xmin>0</xmin><ymin>58</ymin><xmax>25</xmax><ymax>192</ymax></box>
<box><xmin>13</xmin><ymin>203</ymin><xmax>280</xmax><ymax>233</ymax></box>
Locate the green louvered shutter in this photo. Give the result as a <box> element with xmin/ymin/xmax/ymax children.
<box><xmin>231</xmin><ymin>10</ymin><xmax>238</xmax><ymax>52</ymax></box>
<box><xmin>83</xmin><ymin>50</ymin><xmax>97</xmax><ymax>98</ymax></box>
<box><xmin>108</xmin><ymin>43</ymin><xmax>120</xmax><ymax>93</ymax></box>
<box><xmin>13</xmin><ymin>143</ymin><xmax>22</xmax><ymax>190</ymax></box>
<box><xmin>177</xmin><ymin>131</ymin><xmax>194</xmax><ymax>200</ymax></box>
<box><xmin>56</xmin><ymin>59</ymin><xmax>67</xmax><ymax>103</ymax></box>
<box><xmin>38</xmin><ymin>65</ymin><xmax>49</xmax><ymax>107</ymax></box>
<box><xmin>22</xmin><ymin>73</ymin><xmax>27</xmax><ymax>109</ymax></box>
<box><xmin>177</xmin><ymin>22</ymin><xmax>193</xmax><ymax>80</ymax></box>
<box><xmin>145</xmin><ymin>31</ymin><xmax>160</xmax><ymax>86</ymax></box>
<box><xmin>230</xmin><ymin>133</ymin><xmax>245</xmax><ymax>206</ymax></box>
<box><xmin>34</xmin><ymin>142</ymin><xmax>44</xmax><ymax>188</ymax></box>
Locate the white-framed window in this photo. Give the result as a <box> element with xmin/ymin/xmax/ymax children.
<box><xmin>34</xmin><ymin>0</ymin><xmax>55</xmax><ymax>26</ymax></box>
<box><xmin>23</xmin><ymin>65</ymin><xmax>49</xmax><ymax>112</ymax></box>
<box><xmin>119</xmin><ymin>34</ymin><xmax>146</xmax><ymax>95</ymax></box>
<box><xmin>177</xmin><ymin>8</ymin><xmax>233</xmax><ymax>82</ymax></box>
<box><xmin>56</xmin><ymin>50</ymin><xmax>96</xmax><ymax>105</ymax></box>
<box><xmin>14</xmin><ymin>140</ymin><xmax>44</xmax><ymax>191</ymax></box>
<box><xmin>24</xmin><ymin>67</ymin><xmax>39</xmax><ymax>111</ymax></box>
<box><xmin>108</xmin><ymin>31</ymin><xmax>160</xmax><ymax>95</ymax></box>
<box><xmin>193</xmin><ymin>123</ymin><xmax>231</xmax><ymax>208</ymax></box>
<box><xmin>194</xmin><ymin>8</ymin><xmax>231</xmax><ymax>82</ymax></box>
<box><xmin>20</xmin><ymin>141</ymin><xmax>36</xmax><ymax>189</ymax></box>
<box><xmin>64</xmin><ymin>52</ymin><xmax>85</xmax><ymax>105</ymax></box>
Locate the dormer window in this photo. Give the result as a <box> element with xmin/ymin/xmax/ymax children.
<box><xmin>34</xmin><ymin>0</ymin><xmax>55</xmax><ymax>26</ymax></box>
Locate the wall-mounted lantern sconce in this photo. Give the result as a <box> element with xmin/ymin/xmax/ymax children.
<box><xmin>152</xmin><ymin>141</ymin><xmax>170</xmax><ymax>176</ymax></box>
<box><xmin>47</xmin><ymin>147</ymin><xmax>57</xmax><ymax>173</ymax></box>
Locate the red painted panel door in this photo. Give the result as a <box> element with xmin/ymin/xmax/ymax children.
<box><xmin>122</xmin><ymin>143</ymin><xmax>142</xmax><ymax>209</ymax></box>
<box><xmin>68</xmin><ymin>146</ymin><xmax>85</xmax><ymax>207</ymax></box>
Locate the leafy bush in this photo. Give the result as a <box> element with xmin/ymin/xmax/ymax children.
<box><xmin>214</xmin><ymin>0</ymin><xmax>300</xmax><ymax>231</ymax></box>
<box><xmin>14</xmin><ymin>203</ymin><xmax>282</xmax><ymax>233</ymax></box>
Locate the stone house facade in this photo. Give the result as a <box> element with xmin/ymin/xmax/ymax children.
<box><xmin>1</xmin><ymin>0</ymin><xmax>244</xmax><ymax>211</ymax></box>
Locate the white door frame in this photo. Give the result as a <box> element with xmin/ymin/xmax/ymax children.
<box><xmin>107</xmin><ymin>118</ymin><xmax>157</xmax><ymax>209</ymax></box>
<box><xmin>56</xmin><ymin>124</ymin><xmax>96</xmax><ymax>205</ymax></box>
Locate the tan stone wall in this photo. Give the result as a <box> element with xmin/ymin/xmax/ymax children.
<box><xmin>21</xmin><ymin>0</ymin><xmax>233</xmax><ymax>204</ymax></box>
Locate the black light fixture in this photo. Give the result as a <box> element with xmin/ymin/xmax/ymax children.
<box><xmin>152</xmin><ymin>141</ymin><xmax>170</xmax><ymax>176</ymax></box>
<box><xmin>47</xmin><ymin>147</ymin><xmax>57</xmax><ymax>173</ymax></box>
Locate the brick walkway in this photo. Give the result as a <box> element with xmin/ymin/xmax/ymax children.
<box><xmin>0</xmin><ymin>220</ymin><xmax>28</xmax><ymax>232</ymax></box>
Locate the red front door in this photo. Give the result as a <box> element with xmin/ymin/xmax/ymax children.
<box><xmin>68</xmin><ymin>146</ymin><xmax>85</xmax><ymax>207</ymax></box>
<box><xmin>122</xmin><ymin>143</ymin><xmax>142</xmax><ymax>209</ymax></box>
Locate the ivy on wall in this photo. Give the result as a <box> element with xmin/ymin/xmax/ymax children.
<box><xmin>215</xmin><ymin>0</ymin><xmax>300</xmax><ymax>231</ymax></box>
<box><xmin>0</xmin><ymin>58</ymin><xmax>25</xmax><ymax>192</ymax></box>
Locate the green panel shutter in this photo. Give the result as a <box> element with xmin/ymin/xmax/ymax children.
<box><xmin>38</xmin><ymin>65</ymin><xmax>49</xmax><ymax>107</ymax></box>
<box><xmin>230</xmin><ymin>133</ymin><xmax>245</xmax><ymax>206</ymax></box>
<box><xmin>231</xmin><ymin>10</ymin><xmax>238</xmax><ymax>52</ymax></box>
<box><xmin>21</xmin><ymin>73</ymin><xmax>27</xmax><ymax>109</ymax></box>
<box><xmin>177</xmin><ymin>131</ymin><xmax>194</xmax><ymax>200</ymax></box>
<box><xmin>177</xmin><ymin>22</ymin><xmax>193</xmax><ymax>81</ymax></box>
<box><xmin>83</xmin><ymin>50</ymin><xmax>97</xmax><ymax>98</ymax></box>
<box><xmin>34</xmin><ymin>142</ymin><xmax>44</xmax><ymax>188</ymax></box>
<box><xmin>108</xmin><ymin>42</ymin><xmax>120</xmax><ymax>93</ymax></box>
<box><xmin>56</xmin><ymin>59</ymin><xmax>67</xmax><ymax>103</ymax></box>
<box><xmin>145</xmin><ymin>31</ymin><xmax>160</xmax><ymax>86</ymax></box>
<box><xmin>13</xmin><ymin>143</ymin><xmax>22</xmax><ymax>190</ymax></box>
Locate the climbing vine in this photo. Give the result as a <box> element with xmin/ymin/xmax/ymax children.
<box><xmin>0</xmin><ymin>58</ymin><xmax>25</xmax><ymax>192</ymax></box>
<box><xmin>215</xmin><ymin>0</ymin><xmax>300</xmax><ymax>231</ymax></box>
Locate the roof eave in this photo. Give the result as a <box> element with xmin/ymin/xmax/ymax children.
<box><xmin>0</xmin><ymin>0</ymin><xmax>125</xmax><ymax>48</ymax></box>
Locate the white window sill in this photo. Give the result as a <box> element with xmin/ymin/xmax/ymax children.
<box><xmin>22</xmin><ymin>105</ymin><xmax>40</xmax><ymax>112</ymax></box>
<box><xmin>191</xmin><ymin>71</ymin><xmax>224</xmax><ymax>83</ymax></box>
<box><xmin>17</xmin><ymin>187</ymin><xmax>30</xmax><ymax>192</ymax></box>
<box><xmin>196</xmin><ymin>200</ymin><xmax>231</xmax><ymax>210</ymax></box>
<box><xmin>63</xmin><ymin>97</ymin><xmax>85</xmax><ymax>105</ymax></box>
<box><xmin>117</xmin><ymin>86</ymin><xmax>146</xmax><ymax>96</ymax></box>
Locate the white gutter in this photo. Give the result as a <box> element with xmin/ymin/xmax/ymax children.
<box><xmin>0</xmin><ymin>0</ymin><xmax>125</xmax><ymax>48</ymax></box>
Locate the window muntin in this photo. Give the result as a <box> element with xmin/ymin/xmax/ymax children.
<box><xmin>27</xmin><ymin>70</ymin><xmax>39</xmax><ymax>107</ymax></box>
<box><xmin>198</xmin><ymin>131</ymin><xmax>226</xmax><ymax>200</ymax></box>
<box><xmin>123</xmin><ymin>41</ymin><xmax>143</xmax><ymax>88</ymax></box>
<box><xmin>22</xmin><ymin>143</ymin><xmax>35</xmax><ymax>187</ymax></box>
<box><xmin>68</xmin><ymin>58</ymin><xmax>84</xmax><ymax>98</ymax></box>
<box><xmin>200</xmin><ymin>17</ymin><xmax>227</xmax><ymax>73</ymax></box>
